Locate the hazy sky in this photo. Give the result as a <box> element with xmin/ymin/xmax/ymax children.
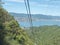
<box><xmin>2</xmin><ymin>0</ymin><xmax>60</xmax><ymax>16</ymax></box>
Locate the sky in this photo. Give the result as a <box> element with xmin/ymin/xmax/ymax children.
<box><xmin>2</xmin><ymin>0</ymin><xmax>60</xmax><ymax>16</ymax></box>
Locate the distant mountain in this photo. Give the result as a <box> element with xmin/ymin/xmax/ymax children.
<box><xmin>10</xmin><ymin>12</ymin><xmax>60</xmax><ymax>22</ymax></box>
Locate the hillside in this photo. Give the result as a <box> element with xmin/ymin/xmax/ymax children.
<box><xmin>0</xmin><ymin>7</ymin><xmax>34</xmax><ymax>45</ymax></box>
<box><xmin>25</xmin><ymin>25</ymin><xmax>60</xmax><ymax>45</ymax></box>
<box><xmin>10</xmin><ymin>12</ymin><xmax>60</xmax><ymax>22</ymax></box>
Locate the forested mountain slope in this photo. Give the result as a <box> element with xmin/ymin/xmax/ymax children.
<box><xmin>26</xmin><ymin>25</ymin><xmax>60</xmax><ymax>45</ymax></box>
<box><xmin>0</xmin><ymin>7</ymin><xmax>34</xmax><ymax>45</ymax></box>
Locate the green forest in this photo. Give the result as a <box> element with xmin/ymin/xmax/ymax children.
<box><xmin>0</xmin><ymin>7</ymin><xmax>34</xmax><ymax>45</ymax></box>
<box><xmin>26</xmin><ymin>25</ymin><xmax>60</xmax><ymax>45</ymax></box>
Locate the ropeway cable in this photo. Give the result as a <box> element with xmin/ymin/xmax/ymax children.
<box><xmin>24</xmin><ymin>0</ymin><xmax>33</xmax><ymax>28</ymax></box>
<box><xmin>24</xmin><ymin>0</ymin><xmax>37</xmax><ymax>45</ymax></box>
<box><xmin>24</xmin><ymin>0</ymin><xmax>34</xmax><ymax>40</ymax></box>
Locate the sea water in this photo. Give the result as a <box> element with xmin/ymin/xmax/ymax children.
<box><xmin>18</xmin><ymin>20</ymin><xmax>60</xmax><ymax>27</ymax></box>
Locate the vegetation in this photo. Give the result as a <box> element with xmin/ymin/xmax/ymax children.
<box><xmin>26</xmin><ymin>25</ymin><xmax>60</xmax><ymax>45</ymax></box>
<box><xmin>1</xmin><ymin>7</ymin><xmax>60</xmax><ymax>45</ymax></box>
<box><xmin>0</xmin><ymin>7</ymin><xmax>34</xmax><ymax>45</ymax></box>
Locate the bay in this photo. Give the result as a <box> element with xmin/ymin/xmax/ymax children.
<box><xmin>18</xmin><ymin>20</ymin><xmax>60</xmax><ymax>27</ymax></box>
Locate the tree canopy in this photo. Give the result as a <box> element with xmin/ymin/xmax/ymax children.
<box><xmin>0</xmin><ymin>7</ymin><xmax>34</xmax><ymax>45</ymax></box>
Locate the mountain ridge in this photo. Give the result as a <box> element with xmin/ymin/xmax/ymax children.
<box><xmin>10</xmin><ymin>12</ymin><xmax>60</xmax><ymax>22</ymax></box>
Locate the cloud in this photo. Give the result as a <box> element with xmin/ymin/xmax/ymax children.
<box><xmin>6</xmin><ymin>0</ymin><xmax>24</xmax><ymax>3</ymax></box>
